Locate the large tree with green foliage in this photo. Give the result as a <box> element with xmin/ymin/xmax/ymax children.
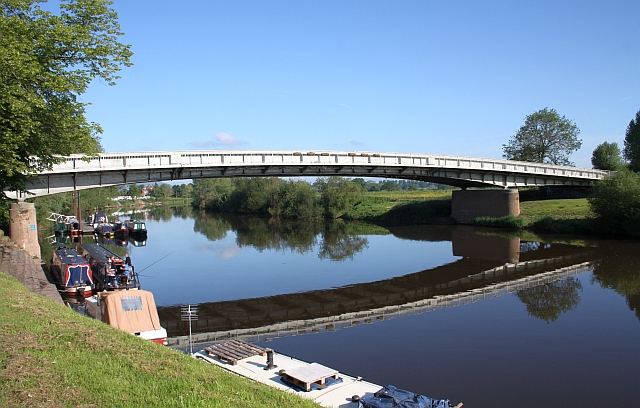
<box><xmin>502</xmin><ymin>108</ymin><xmax>582</xmax><ymax>165</ymax></box>
<box><xmin>623</xmin><ymin>109</ymin><xmax>640</xmax><ymax>172</ymax></box>
<box><xmin>0</xmin><ymin>0</ymin><xmax>132</xmax><ymax>209</ymax></box>
<box><xmin>591</xmin><ymin>141</ymin><xmax>624</xmax><ymax>171</ymax></box>
<box><xmin>316</xmin><ymin>176</ymin><xmax>364</xmax><ymax>219</ymax></box>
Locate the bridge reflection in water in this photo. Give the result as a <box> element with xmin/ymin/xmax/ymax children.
<box><xmin>161</xmin><ymin>228</ymin><xmax>592</xmax><ymax>347</ymax></box>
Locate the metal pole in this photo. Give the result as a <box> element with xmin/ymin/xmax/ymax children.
<box><xmin>189</xmin><ymin>305</ymin><xmax>193</xmax><ymax>354</ymax></box>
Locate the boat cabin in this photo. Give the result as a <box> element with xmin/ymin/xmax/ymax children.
<box><xmin>79</xmin><ymin>244</ymin><xmax>140</xmax><ymax>292</ymax></box>
<box><xmin>124</xmin><ymin>219</ymin><xmax>147</xmax><ymax>237</ymax></box>
<box><xmin>50</xmin><ymin>244</ymin><xmax>93</xmax><ymax>298</ymax></box>
<box><xmin>85</xmin><ymin>290</ymin><xmax>168</xmax><ymax>346</ymax></box>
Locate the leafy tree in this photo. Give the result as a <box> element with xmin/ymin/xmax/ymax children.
<box><xmin>623</xmin><ymin>109</ymin><xmax>640</xmax><ymax>172</ymax></box>
<box><xmin>156</xmin><ymin>183</ymin><xmax>173</xmax><ymax>198</ymax></box>
<box><xmin>191</xmin><ymin>178</ymin><xmax>233</xmax><ymax>210</ymax></box>
<box><xmin>229</xmin><ymin>177</ymin><xmax>283</xmax><ymax>214</ymax></box>
<box><xmin>268</xmin><ymin>180</ymin><xmax>322</xmax><ymax>220</ymax></box>
<box><xmin>127</xmin><ymin>183</ymin><xmax>142</xmax><ymax>198</ymax></box>
<box><xmin>502</xmin><ymin>108</ymin><xmax>582</xmax><ymax>165</ymax></box>
<box><xmin>589</xmin><ymin>169</ymin><xmax>640</xmax><ymax>236</ymax></box>
<box><xmin>591</xmin><ymin>141</ymin><xmax>625</xmax><ymax>171</ymax></box>
<box><xmin>317</xmin><ymin>176</ymin><xmax>364</xmax><ymax>219</ymax></box>
<box><xmin>0</xmin><ymin>0</ymin><xmax>132</xmax><ymax>214</ymax></box>
<box><xmin>379</xmin><ymin>180</ymin><xmax>400</xmax><ymax>191</ymax></box>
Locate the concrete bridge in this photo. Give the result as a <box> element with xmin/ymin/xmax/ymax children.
<box><xmin>9</xmin><ymin>150</ymin><xmax>607</xmax><ymax>198</ymax></box>
<box><xmin>5</xmin><ymin>150</ymin><xmax>609</xmax><ymax>257</ymax></box>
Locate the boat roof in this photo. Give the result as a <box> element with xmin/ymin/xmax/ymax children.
<box><xmin>53</xmin><ymin>245</ymin><xmax>88</xmax><ymax>265</ymax></box>
<box><xmin>80</xmin><ymin>243</ymin><xmax>122</xmax><ymax>263</ymax></box>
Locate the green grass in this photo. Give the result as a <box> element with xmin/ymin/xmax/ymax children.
<box><xmin>348</xmin><ymin>191</ymin><xmax>603</xmax><ymax>235</ymax></box>
<box><xmin>519</xmin><ymin>198</ymin><xmax>594</xmax><ymax>222</ymax></box>
<box><xmin>0</xmin><ymin>273</ymin><xmax>319</xmax><ymax>408</ymax></box>
<box><xmin>346</xmin><ymin>190</ymin><xmax>453</xmax><ymax>223</ymax></box>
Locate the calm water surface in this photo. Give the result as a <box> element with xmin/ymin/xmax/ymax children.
<box><xmin>88</xmin><ymin>207</ymin><xmax>640</xmax><ymax>407</ymax></box>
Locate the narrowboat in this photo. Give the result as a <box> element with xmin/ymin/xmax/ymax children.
<box><xmin>89</xmin><ymin>213</ymin><xmax>115</xmax><ymax>238</ymax></box>
<box><xmin>79</xmin><ymin>244</ymin><xmax>140</xmax><ymax>292</ymax></box>
<box><xmin>112</xmin><ymin>220</ymin><xmax>129</xmax><ymax>238</ymax></box>
<box><xmin>124</xmin><ymin>219</ymin><xmax>147</xmax><ymax>237</ymax></box>
<box><xmin>85</xmin><ymin>289</ymin><xmax>168</xmax><ymax>346</ymax></box>
<box><xmin>50</xmin><ymin>244</ymin><xmax>93</xmax><ymax>298</ymax></box>
<box><xmin>48</xmin><ymin>213</ymin><xmax>82</xmax><ymax>236</ymax></box>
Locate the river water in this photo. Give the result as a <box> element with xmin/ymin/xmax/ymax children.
<box><xmin>57</xmin><ymin>206</ymin><xmax>640</xmax><ymax>407</ymax></box>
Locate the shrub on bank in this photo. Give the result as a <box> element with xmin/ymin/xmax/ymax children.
<box><xmin>589</xmin><ymin>169</ymin><xmax>640</xmax><ymax>237</ymax></box>
<box><xmin>474</xmin><ymin>215</ymin><xmax>525</xmax><ymax>229</ymax></box>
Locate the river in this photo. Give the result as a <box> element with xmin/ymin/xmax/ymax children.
<box><xmin>49</xmin><ymin>205</ymin><xmax>640</xmax><ymax>407</ymax></box>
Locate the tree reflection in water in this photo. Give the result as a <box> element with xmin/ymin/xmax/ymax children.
<box><xmin>516</xmin><ymin>276</ymin><xmax>583</xmax><ymax>323</ymax></box>
<box><xmin>590</xmin><ymin>241</ymin><xmax>640</xmax><ymax>322</ymax></box>
<box><xmin>192</xmin><ymin>212</ymin><xmax>387</xmax><ymax>261</ymax></box>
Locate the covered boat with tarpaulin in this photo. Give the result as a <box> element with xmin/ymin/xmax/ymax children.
<box><xmin>85</xmin><ymin>289</ymin><xmax>167</xmax><ymax>345</ymax></box>
<box><xmin>358</xmin><ymin>384</ymin><xmax>461</xmax><ymax>408</ymax></box>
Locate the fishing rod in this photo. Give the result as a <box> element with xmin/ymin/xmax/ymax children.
<box><xmin>136</xmin><ymin>251</ymin><xmax>175</xmax><ymax>274</ymax></box>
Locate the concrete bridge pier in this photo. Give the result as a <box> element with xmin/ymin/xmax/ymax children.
<box><xmin>451</xmin><ymin>189</ymin><xmax>520</xmax><ymax>225</ymax></box>
<box><xmin>9</xmin><ymin>202</ymin><xmax>41</xmax><ymax>259</ymax></box>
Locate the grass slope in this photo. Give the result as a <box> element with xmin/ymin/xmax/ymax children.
<box><xmin>0</xmin><ymin>273</ymin><xmax>319</xmax><ymax>408</ymax></box>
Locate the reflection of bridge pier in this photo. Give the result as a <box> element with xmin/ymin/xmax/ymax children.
<box><xmin>162</xmin><ymin>240</ymin><xmax>592</xmax><ymax>346</ymax></box>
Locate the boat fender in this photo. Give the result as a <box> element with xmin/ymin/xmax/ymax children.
<box><xmin>351</xmin><ymin>395</ymin><xmax>360</xmax><ymax>402</ymax></box>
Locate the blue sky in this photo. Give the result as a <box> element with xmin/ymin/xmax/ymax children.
<box><xmin>82</xmin><ymin>0</ymin><xmax>640</xmax><ymax>168</ymax></box>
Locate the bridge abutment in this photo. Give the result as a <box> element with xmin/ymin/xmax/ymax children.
<box><xmin>451</xmin><ymin>189</ymin><xmax>520</xmax><ymax>224</ymax></box>
<box><xmin>9</xmin><ymin>202</ymin><xmax>41</xmax><ymax>258</ymax></box>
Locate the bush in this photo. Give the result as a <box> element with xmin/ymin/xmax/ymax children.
<box><xmin>589</xmin><ymin>169</ymin><xmax>640</xmax><ymax>237</ymax></box>
<box><xmin>474</xmin><ymin>215</ymin><xmax>525</xmax><ymax>229</ymax></box>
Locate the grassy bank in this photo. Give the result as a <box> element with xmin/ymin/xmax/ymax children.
<box><xmin>0</xmin><ymin>273</ymin><xmax>318</xmax><ymax>408</ymax></box>
<box><xmin>346</xmin><ymin>190</ymin><xmax>453</xmax><ymax>224</ymax></box>
<box><xmin>347</xmin><ymin>190</ymin><xmax>605</xmax><ymax>235</ymax></box>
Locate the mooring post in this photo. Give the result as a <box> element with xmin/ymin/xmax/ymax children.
<box><xmin>264</xmin><ymin>348</ymin><xmax>277</xmax><ymax>370</ymax></box>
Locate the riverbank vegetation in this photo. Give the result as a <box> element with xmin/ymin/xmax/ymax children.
<box><xmin>0</xmin><ymin>272</ymin><xmax>319</xmax><ymax>408</ymax></box>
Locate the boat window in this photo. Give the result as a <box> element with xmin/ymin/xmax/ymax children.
<box><xmin>121</xmin><ymin>297</ymin><xmax>143</xmax><ymax>312</ymax></box>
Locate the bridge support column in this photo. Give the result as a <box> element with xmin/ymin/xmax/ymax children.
<box><xmin>9</xmin><ymin>202</ymin><xmax>41</xmax><ymax>258</ymax></box>
<box><xmin>451</xmin><ymin>189</ymin><xmax>520</xmax><ymax>225</ymax></box>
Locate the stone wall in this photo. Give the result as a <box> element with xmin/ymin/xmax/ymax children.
<box><xmin>0</xmin><ymin>230</ymin><xmax>62</xmax><ymax>304</ymax></box>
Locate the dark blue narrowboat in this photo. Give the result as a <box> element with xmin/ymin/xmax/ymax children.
<box><xmin>50</xmin><ymin>244</ymin><xmax>93</xmax><ymax>298</ymax></box>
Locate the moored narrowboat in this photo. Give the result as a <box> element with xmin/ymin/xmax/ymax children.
<box><xmin>112</xmin><ymin>220</ymin><xmax>129</xmax><ymax>238</ymax></box>
<box><xmin>50</xmin><ymin>244</ymin><xmax>93</xmax><ymax>298</ymax></box>
<box><xmin>79</xmin><ymin>244</ymin><xmax>140</xmax><ymax>292</ymax></box>
<box><xmin>89</xmin><ymin>213</ymin><xmax>115</xmax><ymax>238</ymax></box>
<box><xmin>124</xmin><ymin>219</ymin><xmax>147</xmax><ymax>237</ymax></box>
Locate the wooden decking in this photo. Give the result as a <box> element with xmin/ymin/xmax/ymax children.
<box><xmin>204</xmin><ymin>339</ymin><xmax>267</xmax><ymax>365</ymax></box>
<box><xmin>280</xmin><ymin>362</ymin><xmax>340</xmax><ymax>391</ymax></box>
